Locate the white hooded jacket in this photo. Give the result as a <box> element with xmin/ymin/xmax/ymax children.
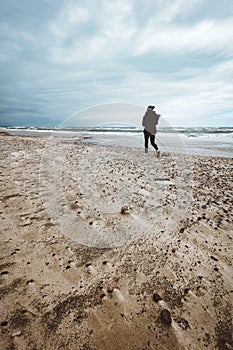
<box><xmin>142</xmin><ymin>108</ymin><xmax>160</xmax><ymax>134</ymax></box>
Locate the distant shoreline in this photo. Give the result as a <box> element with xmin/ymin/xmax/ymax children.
<box><xmin>1</xmin><ymin>125</ymin><xmax>233</xmax><ymax>134</ymax></box>
<box><xmin>1</xmin><ymin>126</ymin><xmax>232</xmax><ymax>158</ymax></box>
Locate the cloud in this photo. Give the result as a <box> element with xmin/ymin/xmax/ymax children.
<box><xmin>157</xmin><ymin>61</ymin><xmax>233</xmax><ymax>125</ymax></box>
<box><xmin>158</xmin><ymin>0</ymin><xmax>204</xmax><ymax>23</ymax></box>
<box><xmin>46</xmin><ymin>0</ymin><xmax>233</xmax><ymax>72</ymax></box>
<box><xmin>47</xmin><ymin>0</ymin><xmax>138</xmax><ymax>64</ymax></box>
<box><xmin>135</xmin><ymin>19</ymin><xmax>233</xmax><ymax>55</ymax></box>
<box><xmin>0</xmin><ymin>0</ymin><xmax>233</xmax><ymax>127</ymax></box>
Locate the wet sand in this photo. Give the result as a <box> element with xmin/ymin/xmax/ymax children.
<box><xmin>0</xmin><ymin>134</ymin><xmax>232</xmax><ymax>350</ymax></box>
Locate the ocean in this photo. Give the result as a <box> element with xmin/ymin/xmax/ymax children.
<box><xmin>2</xmin><ymin>126</ymin><xmax>233</xmax><ymax>158</ymax></box>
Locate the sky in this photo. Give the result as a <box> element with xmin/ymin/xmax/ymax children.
<box><xmin>0</xmin><ymin>0</ymin><xmax>233</xmax><ymax>127</ymax></box>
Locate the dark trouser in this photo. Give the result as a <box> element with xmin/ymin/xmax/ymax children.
<box><xmin>143</xmin><ymin>129</ymin><xmax>158</xmax><ymax>151</ymax></box>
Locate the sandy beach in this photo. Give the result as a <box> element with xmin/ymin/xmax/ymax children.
<box><xmin>0</xmin><ymin>133</ymin><xmax>232</xmax><ymax>350</ymax></box>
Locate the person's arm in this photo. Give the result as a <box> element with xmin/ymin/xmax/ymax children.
<box><xmin>142</xmin><ymin>115</ymin><xmax>145</xmax><ymax>126</ymax></box>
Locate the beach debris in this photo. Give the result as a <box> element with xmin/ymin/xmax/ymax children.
<box><xmin>12</xmin><ymin>330</ymin><xmax>22</xmax><ymax>337</ymax></box>
<box><xmin>121</xmin><ymin>206</ymin><xmax>130</xmax><ymax>215</ymax></box>
<box><xmin>210</xmin><ymin>255</ymin><xmax>218</xmax><ymax>261</ymax></box>
<box><xmin>26</xmin><ymin>279</ymin><xmax>34</xmax><ymax>284</ymax></box>
<box><xmin>0</xmin><ymin>131</ymin><xmax>11</xmax><ymax>136</ymax></box>
<box><xmin>16</xmin><ymin>301</ymin><xmax>39</xmax><ymax>317</ymax></box>
<box><xmin>175</xmin><ymin>317</ymin><xmax>191</xmax><ymax>330</ymax></box>
<box><xmin>0</xmin><ymin>271</ymin><xmax>9</xmax><ymax>275</ymax></box>
<box><xmin>19</xmin><ymin>217</ymin><xmax>32</xmax><ymax>226</ymax></box>
<box><xmin>120</xmin><ymin>313</ymin><xmax>130</xmax><ymax>322</ymax></box>
<box><xmin>139</xmin><ymin>188</ymin><xmax>150</xmax><ymax>196</ymax></box>
<box><xmin>153</xmin><ymin>293</ymin><xmax>162</xmax><ymax>303</ymax></box>
<box><xmin>107</xmin><ymin>285</ymin><xmax>118</xmax><ymax>293</ymax></box>
<box><xmin>160</xmin><ymin>309</ymin><xmax>172</xmax><ymax>325</ymax></box>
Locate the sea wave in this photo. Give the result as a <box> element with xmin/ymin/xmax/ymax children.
<box><xmin>71</xmin><ymin>126</ymin><xmax>233</xmax><ymax>135</ymax></box>
<box><xmin>3</xmin><ymin>126</ymin><xmax>233</xmax><ymax>135</ymax></box>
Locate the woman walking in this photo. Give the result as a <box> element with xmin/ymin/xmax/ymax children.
<box><xmin>142</xmin><ymin>105</ymin><xmax>161</xmax><ymax>158</ymax></box>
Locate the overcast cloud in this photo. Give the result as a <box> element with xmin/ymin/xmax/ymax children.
<box><xmin>0</xmin><ymin>0</ymin><xmax>233</xmax><ymax>126</ymax></box>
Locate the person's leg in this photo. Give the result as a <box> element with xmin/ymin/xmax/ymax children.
<box><xmin>150</xmin><ymin>135</ymin><xmax>158</xmax><ymax>151</ymax></box>
<box><xmin>150</xmin><ymin>135</ymin><xmax>161</xmax><ymax>158</ymax></box>
<box><xmin>143</xmin><ymin>130</ymin><xmax>149</xmax><ymax>153</ymax></box>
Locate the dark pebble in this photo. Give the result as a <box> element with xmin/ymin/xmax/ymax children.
<box><xmin>153</xmin><ymin>293</ymin><xmax>162</xmax><ymax>302</ymax></box>
<box><xmin>210</xmin><ymin>255</ymin><xmax>218</xmax><ymax>261</ymax></box>
<box><xmin>180</xmin><ymin>228</ymin><xmax>185</xmax><ymax>233</ymax></box>
<box><xmin>26</xmin><ymin>279</ymin><xmax>34</xmax><ymax>284</ymax></box>
<box><xmin>0</xmin><ymin>321</ymin><xmax>8</xmax><ymax>327</ymax></box>
<box><xmin>121</xmin><ymin>206</ymin><xmax>129</xmax><ymax>215</ymax></box>
<box><xmin>0</xmin><ymin>271</ymin><xmax>9</xmax><ymax>275</ymax></box>
<box><xmin>160</xmin><ymin>309</ymin><xmax>172</xmax><ymax>325</ymax></box>
<box><xmin>107</xmin><ymin>285</ymin><xmax>118</xmax><ymax>293</ymax></box>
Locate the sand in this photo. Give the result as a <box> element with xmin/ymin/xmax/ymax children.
<box><xmin>0</xmin><ymin>134</ymin><xmax>232</xmax><ymax>350</ymax></box>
